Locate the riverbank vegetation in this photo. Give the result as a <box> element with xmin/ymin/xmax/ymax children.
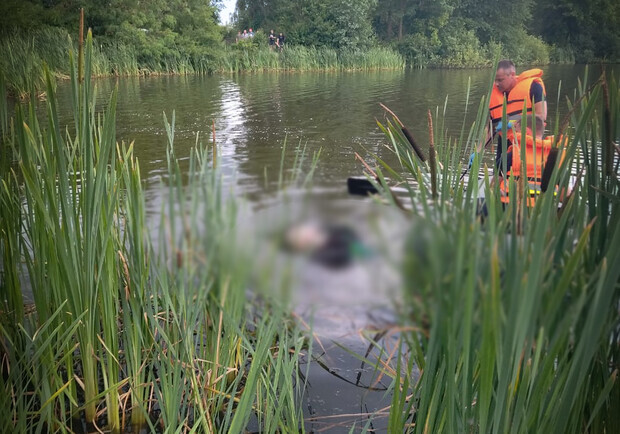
<box><xmin>236</xmin><ymin>0</ymin><xmax>619</xmax><ymax>66</ymax></box>
<box><xmin>0</xmin><ymin>27</ymin><xmax>403</xmax><ymax>99</ymax></box>
<box><xmin>360</xmin><ymin>69</ymin><xmax>620</xmax><ymax>432</ymax></box>
<box><xmin>221</xmin><ymin>40</ymin><xmax>404</xmax><ymax>72</ymax></box>
<box><xmin>0</xmin><ymin>34</ymin><xmax>311</xmax><ymax>432</ymax></box>
<box><xmin>2</xmin><ymin>0</ymin><xmax>620</xmax><ymax>97</ymax></box>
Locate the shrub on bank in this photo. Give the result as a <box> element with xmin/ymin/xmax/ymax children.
<box><xmin>436</xmin><ymin>25</ymin><xmax>491</xmax><ymax>68</ymax></box>
<box><xmin>503</xmin><ymin>29</ymin><xmax>551</xmax><ymax>65</ymax></box>
<box><xmin>396</xmin><ymin>26</ymin><xmax>551</xmax><ymax>68</ymax></box>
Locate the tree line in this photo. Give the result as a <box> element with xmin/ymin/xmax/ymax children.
<box><xmin>0</xmin><ymin>0</ymin><xmax>224</xmax><ymax>71</ymax></box>
<box><xmin>1</xmin><ymin>0</ymin><xmax>619</xmax><ymax>68</ymax></box>
<box><xmin>234</xmin><ymin>0</ymin><xmax>620</xmax><ymax>65</ymax></box>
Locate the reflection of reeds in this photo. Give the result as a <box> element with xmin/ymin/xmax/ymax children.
<box><xmin>0</xmin><ymin>32</ymin><xmax>308</xmax><ymax>432</ymax></box>
<box><xmin>366</xmin><ymin>70</ymin><xmax>620</xmax><ymax>432</ymax></box>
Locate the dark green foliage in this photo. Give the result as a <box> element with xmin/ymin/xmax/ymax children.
<box><xmin>0</xmin><ymin>0</ymin><xmax>49</xmax><ymax>30</ymax></box>
<box><xmin>1</xmin><ymin>0</ymin><xmax>224</xmax><ymax>78</ymax></box>
<box><xmin>235</xmin><ymin>0</ymin><xmax>377</xmax><ymax>51</ymax></box>
<box><xmin>1</xmin><ymin>0</ymin><xmax>619</xmax><ymax>89</ymax></box>
<box><xmin>330</xmin><ymin>0</ymin><xmax>377</xmax><ymax>50</ymax></box>
<box><xmin>532</xmin><ymin>0</ymin><xmax>620</xmax><ymax>62</ymax></box>
<box><xmin>370</xmin><ymin>0</ymin><xmax>618</xmax><ymax>65</ymax></box>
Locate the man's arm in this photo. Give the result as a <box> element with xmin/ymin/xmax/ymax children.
<box><xmin>534</xmin><ymin>100</ymin><xmax>547</xmax><ymax>122</ymax></box>
<box><xmin>530</xmin><ymin>81</ymin><xmax>547</xmax><ymax>121</ymax></box>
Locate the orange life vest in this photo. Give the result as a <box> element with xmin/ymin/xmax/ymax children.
<box><xmin>499</xmin><ymin>133</ymin><xmax>567</xmax><ymax>205</ymax></box>
<box><xmin>489</xmin><ymin>69</ymin><xmax>546</xmax><ymax>125</ymax></box>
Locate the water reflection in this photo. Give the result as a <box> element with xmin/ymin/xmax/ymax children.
<box><xmin>217</xmin><ymin>79</ymin><xmax>246</xmax><ymax>148</ymax></box>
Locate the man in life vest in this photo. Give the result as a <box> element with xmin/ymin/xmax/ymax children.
<box><xmin>488</xmin><ymin>59</ymin><xmax>547</xmax><ymax>173</ymax></box>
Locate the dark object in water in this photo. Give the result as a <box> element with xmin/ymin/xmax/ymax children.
<box><xmin>347</xmin><ymin>176</ymin><xmax>378</xmax><ymax>196</ymax></box>
<box><xmin>311</xmin><ymin>225</ymin><xmax>361</xmax><ymax>269</ymax></box>
<box><xmin>284</xmin><ymin>222</ymin><xmax>372</xmax><ymax>269</ymax></box>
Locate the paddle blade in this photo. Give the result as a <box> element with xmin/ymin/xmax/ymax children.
<box><xmin>347</xmin><ymin>177</ymin><xmax>378</xmax><ymax>196</ymax></box>
<box><xmin>541</xmin><ymin>147</ymin><xmax>559</xmax><ymax>192</ymax></box>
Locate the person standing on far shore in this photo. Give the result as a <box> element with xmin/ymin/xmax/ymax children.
<box><xmin>277</xmin><ymin>32</ymin><xmax>285</xmax><ymax>51</ymax></box>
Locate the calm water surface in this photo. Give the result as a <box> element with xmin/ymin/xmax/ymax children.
<box><xmin>52</xmin><ymin>65</ymin><xmax>596</xmax><ymax>430</ymax></box>
<box><xmin>54</xmin><ymin>65</ymin><xmax>592</xmax><ymax>200</ymax></box>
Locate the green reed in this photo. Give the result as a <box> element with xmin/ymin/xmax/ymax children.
<box><xmin>366</xmin><ymin>69</ymin><xmax>619</xmax><ymax>433</ymax></box>
<box><xmin>218</xmin><ymin>45</ymin><xmax>404</xmax><ymax>72</ymax></box>
<box><xmin>0</xmin><ymin>31</ymin><xmax>308</xmax><ymax>433</ymax></box>
<box><xmin>0</xmin><ymin>29</ymin><xmax>216</xmax><ymax>98</ymax></box>
<box><xmin>2</xmin><ymin>29</ymin><xmax>403</xmax><ymax>98</ymax></box>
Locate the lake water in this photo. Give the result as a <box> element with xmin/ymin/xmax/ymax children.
<box><xmin>53</xmin><ymin>65</ymin><xmax>593</xmax><ymax>198</ymax></box>
<box><xmin>50</xmin><ymin>64</ymin><xmax>596</xmax><ymax>430</ymax></box>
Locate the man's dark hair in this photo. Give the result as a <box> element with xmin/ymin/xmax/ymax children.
<box><xmin>497</xmin><ymin>59</ymin><xmax>515</xmax><ymax>71</ymax></box>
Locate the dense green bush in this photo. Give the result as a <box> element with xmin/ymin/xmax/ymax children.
<box><xmin>396</xmin><ymin>25</ymin><xmax>551</xmax><ymax>69</ymax></box>
<box><xmin>436</xmin><ymin>25</ymin><xmax>490</xmax><ymax>68</ymax></box>
<box><xmin>503</xmin><ymin>29</ymin><xmax>551</xmax><ymax>65</ymax></box>
<box><xmin>397</xmin><ymin>33</ymin><xmax>441</xmax><ymax>68</ymax></box>
<box><xmin>548</xmin><ymin>45</ymin><xmax>576</xmax><ymax>64</ymax></box>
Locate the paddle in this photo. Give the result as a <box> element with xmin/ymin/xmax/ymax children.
<box><xmin>459</xmin><ymin>130</ymin><xmax>497</xmax><ymax>181</ymax></box>
<box><xmin>347</xmin><ymin>152</ymin><xmax>381</xmax><ymax>196</ymax></box>
<box><xmin>347</xmin><ymin>176</ymin><xmax>378</xmax><ymax>196</ymax></box>
<box><xmin>348</xmin><ymin>104</ymin><xmax>430</xmax><ymax>198</ymax></box>
<box><xmin>540</xmin><ymin>147</ymin><xmax>558</xmax><ymax>192</ymax></box>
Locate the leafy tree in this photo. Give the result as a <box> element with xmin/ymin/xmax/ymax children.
<box><xmin>287</xmin><ymin>1</ymin><xmax>336</xmax><ymax>47</ymax></box>
<box><xmin>2</xmin><ymin>0</ymin><xmax>619</xmax><ymax>65</ymax></box>
<box><xmin>235</xmin><ymin>0</ymin><xmax>376</xmax><ymax>50</ymax></box>
<box><xmin>372</xmin><ymin>0</ymin><xmax>424</xmax><ymax>42</ymax></box>
<box><xmin>234</xmin><ymin>0</ymin><xmax>269</xmax><ymax>31</ymax></box>
<box><xmin>331</xmin><ymin>0</ymin><xmax>377</xmax><ymax>50</ymax></box>
<box><xmin>532</xmin><ymin>0</ymin><xmax>620</xmax><ymax>62</ymax></box>
<box><xmin>0</xmin><ymin>0</ymin><xmax>78</xmax><ymax>31</ymax></box>
<box><xmin>456</xmin><ymin>0</ymin><xmax>533</xmax><ymax>46</ymax></box>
